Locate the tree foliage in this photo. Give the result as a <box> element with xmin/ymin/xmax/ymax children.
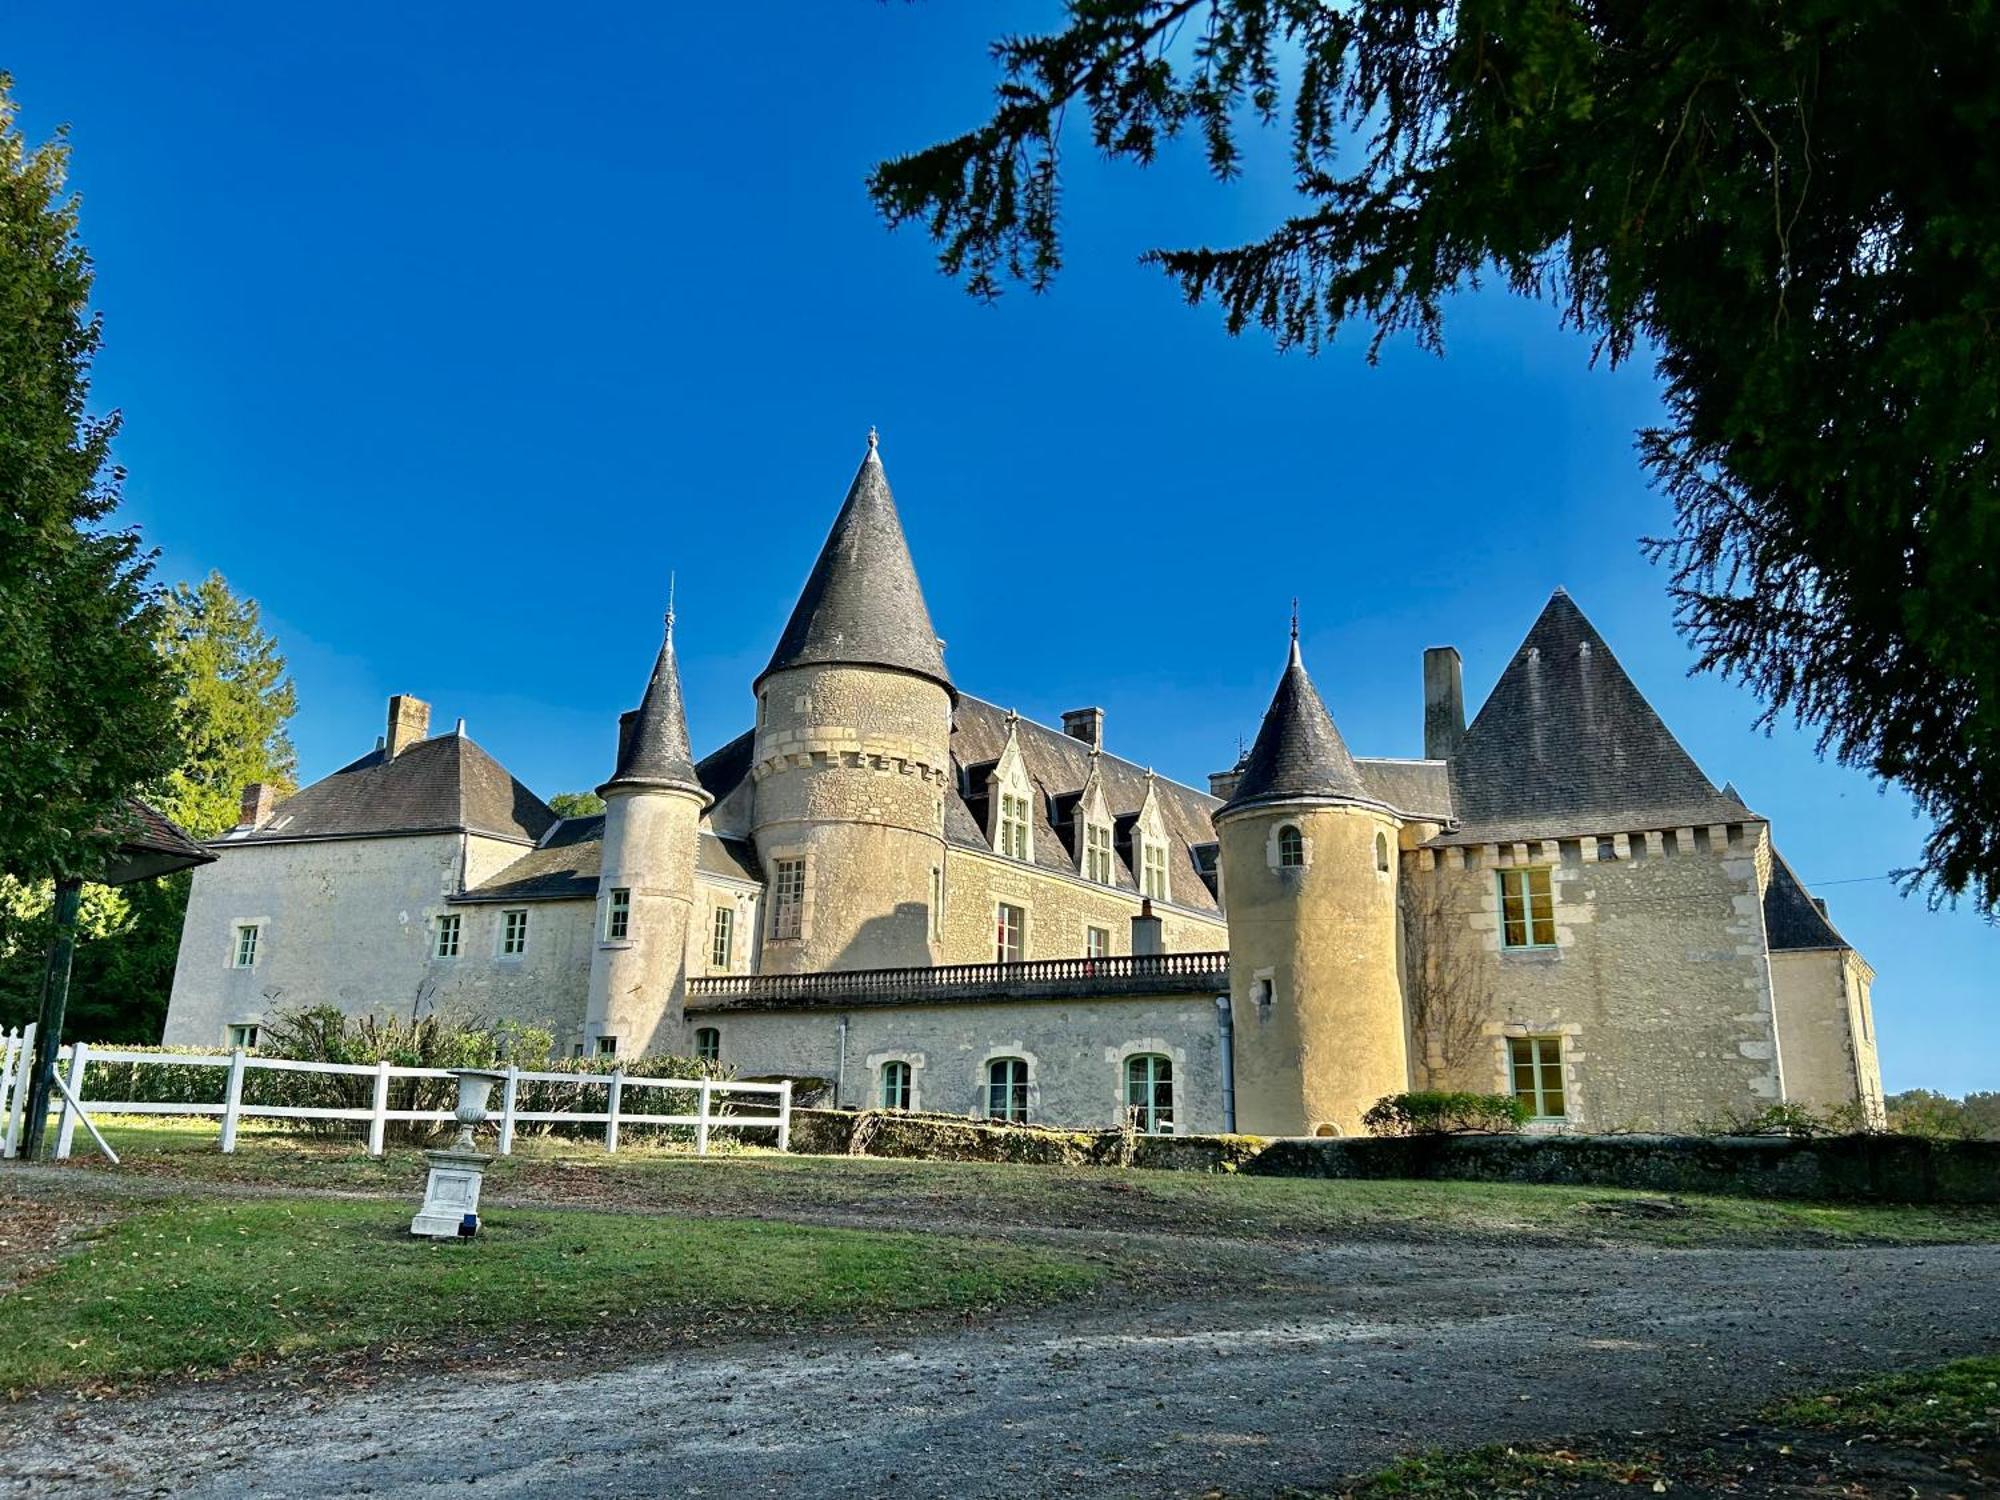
<box><xmin>871</xmin><ymin>1</ymin><xmax>2000</xmax><ymax>914</ymax></box>
<box><xmin>0</xmin><ymin>75</ymin><xmax>177</xmax><ymax>882</ymax></box>
<box><xmin>547</xmin><ymin>791</ymin><xmax>606</xmax><ymax>819</ymax></box>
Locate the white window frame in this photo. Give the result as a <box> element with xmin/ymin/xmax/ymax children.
<box><xmin>499</xmin><ymin>907</ymin><xmax>530</xmax><ymax>957</ymax></box>
<box><xmin>1141</xmin><ymin>840</ymin><xmax>1168</xmax><ymax>901</ymax></box>
<box><xmin>604</xmin><ymin>887</ymin><xmax>632</xmax><ymax>943</ymax></box>
<box><xmin>1084</xmin><ymin>822</ymin><xmax>1114</xmax><ymax>884</ymax></box>
<box><xmin>1085</xmin><ymin>924</ymin><xmax>1111</xmax><ymax>960</ymax></box>
<box><xmin>434</xmin><ymin>912</ymin><xmax>461</xmax><ymax>960</ymax></box>
<box><xmin>232</xmin><ymin>923</ymin><xmax>260</xmax><ymax>969</ymax></box>
<box><xmin>995</xmin><ymin>902</ymin><xmax>1027</xmax><ymax>963</ymax></box>
<box><xmin>772</xmin><ymin>857</ymin><xmax>807</xmax><ymax>941</ymax></box>
<box><xmin>999</xmin><ymin>791</ymin><xmax>1032</xmax><ymax>861</ymax></box>
<box><xmin>711</xmin><ymin>904</ymin><xmax>734</xmax><ymax>970</ymax></box>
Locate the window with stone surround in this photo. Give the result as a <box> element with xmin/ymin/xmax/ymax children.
<box><xmin>1276</xmin><ymin>825</ymin><xmax>1305</xmax><ymax>868</ymax></box>
<box><xmin>1509</xmin><ymin>1036</ymin><xmax>1566</xmax><ymax>1119</ymax></box>
<box><xmin>232</xmin><ymin>923</ymin><xmax>260</xmax><ymax>968</ymax></box>
<box><xmin>995</xmin><ymin>902</ymin><xmax>1026</xmax><ymax>963</ymax></box>
<box><xmin>880</xmin><ymin>1059</ymin><xmax>912</xmax><ymax>1110</ymax></box>
<box><xmin>1086</xmin><ymin>925</ymin><xmax>1111</xmax><ymax>960</ymax></box>
<box><xmin>772</xmin><ymin>858</ymin><xmax>806</xmax><ymax>940</ymax></box>
<box><xmin>986</xmin><ymin>1056</ymin><xmax>1028</xmax><ymax>1122</ymax></box>
<box><xmin>500</xmin><ymin>908</ymin><xmax>529</xmax><ymax>956</ymax></box>
<box><xmin>226</xmin><ymin>1023</ymin><xmax>260</xmax><ymax>1050</ymax></box>
<box><xmin>999</xmin><ymin>791</ymin><xmax>1032</xmax><ymax>861</ymax></box>
<box><xmin>711</xmin><ymin>905</ymin><xmax>734</xmax><ymax>969</ymax></box>
<box><xmin>1141</xmin><ymin>841</ymin><xmax>1169</xmax><ymax>900</ymax></box>
<box><xmin>434</xmin><ymin>913</ymin><xmax>460</xmax><ymax>959</ymax></box>
<box><xmin>1085</xmin><ymin>821</ymin><xmax>1114</xmax><ymax>884</ymax></box>
<box><xmin>1497</xmin><ymin>867</ymin><xmax>1556</xmax><ymax>949</ymax></box>
<box><xmin>930</xmin><ymin>865</ymin><xmax>944</xmax><ymax>940</ymax></box>
<box><xmin>1124</xmin><ymin>1053</ymin><xmax>1174</xmax><ymax>1134</ymax></box>
<box><xmin>596</xmin><ymin>1035</ymin><xmax>618</xmax><ymax>1058</ymax></box>
<box><xmin>695</xmin><ymin>1027</ymin><xmax>720</xmax><ymax>1063</ymax></box>
<box><xmin>604</xmin><ymin>888</ymin><xmax>631</xmax><ymax>942</ymax></box>
<box><xmin>1375</xmin><ymin>831</ymin><xmax>1391</xmax><ymax>873</ymax></box>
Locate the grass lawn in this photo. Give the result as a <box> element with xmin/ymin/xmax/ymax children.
<box><xmin>62</xmin><ymin>1115</ymin><xmax>2000</xmax><ymax>1250</ymax></box>
<box><xmin>0</xmin><ymin>1194</ymin><xmax>1103</xmax><ymax>1394</ymax></box>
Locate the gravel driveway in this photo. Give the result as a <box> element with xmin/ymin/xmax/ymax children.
<box><xmin>6</xmin><ymin>1238</ymin><xmax>1995</xmax><ymax>1498</ymax></box>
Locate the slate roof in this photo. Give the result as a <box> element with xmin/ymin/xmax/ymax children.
<box><xmin>1440</xmin><ymin>590</ymin><xmax>1751</xmax><ymax>844</ymax></box>
<box><xmin>1763</xmin><ymin>851</ymin><xmax>1850</xmax><ymax>951</ymax></box>
<box><xmin>456</xmin><ymin>815</ymin><xmax>762</xmax><ymax>904</ymax></box>
<box><xmin>101</xmin><ymin>798</ymin><xmax>216</xmax><ymax>885</ymax></box>
<box><xmin>1354</xmin><ymin>760</ymin><xmax>1454</xmax><ymax>823</ymax></box>
<box><xmin>1221</xmin><ymin>638</ymin><xmax>1377</xmax><ymax>815</ymax></box>
<box><xmin>757</xmin><ymin>440</ymin><xmax>953</xmax><ymax>695</ymax></box>
<box><xmin>605</xmin><ymin>620</ymin><xmax>703</xmax><ymax>795</ymax></box>
<box><xmin>230</xmin><ymin>734</ymin><xmax>556</xmax><ymax>846</ymax></box>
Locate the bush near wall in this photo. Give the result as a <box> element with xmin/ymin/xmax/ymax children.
<box><xmin>787</xmin><ymin>1108</ymin><xmax>1269</xmax><ymax>1172</ymax></box>
<box><xmin>1362</xmin><ymin>1091</ymin><xmax>1529</xmax><ymax>1136</ymax></box>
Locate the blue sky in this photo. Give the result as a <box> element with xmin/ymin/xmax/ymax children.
<box><xmin>10</xmin><ymin>3</ymin><xmax>1991</xmax><ymax>1091</ymax></box>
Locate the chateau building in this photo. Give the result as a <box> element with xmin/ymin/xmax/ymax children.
<box><xmin>163</xmin><ymin>438</ymin><xmax>1885</xmax><ymax>1136</ymax></box>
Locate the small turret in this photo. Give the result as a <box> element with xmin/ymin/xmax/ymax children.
<box><xmin>582</xmin><ymin>594</ymin><xmax>711</xmax><ymax>1056</ymax></box>
<box><xmin>1216</xmin><ymin>620</ymin><xmax>1408</xmax><ymax>1135</ymax></box>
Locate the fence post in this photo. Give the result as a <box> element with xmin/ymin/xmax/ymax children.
<box><xmin>54</xmin><ymin>1040</ymin><xmax>89</xmax><ymax>1160</ymax></box>
<box><xmin>367</xmin><ymin>1059</ymin><xmax>391</xmax><ymax>1157</ymax></box>
<box><xmin>0</xmin><ymin>1023</ymin><xmax>31</xmax><ymax>1160</ymax></box>
<box><xmin>497</xmin><ymin>1064</ymin><xmax>519</xmax><ymax>1156</ymax></box>
<box><xmin>604</xmin><ymin>1068</ymin><xmax>624</xmax><ymax>1154</ymax></box>
<box><xmin>776</xmin><ymin>1080</ymin><xmax>792</xmax><ymax>1154</ymax></box>
<box><xmin>219</xmin><ymin>1046</ymin><xmax>247</xmax><ymax>1154</ymax></box>
<box><xmin>696</xmin><ymin>1078</ymin><xmax>712</xmax><ymax>1156</ymax></box>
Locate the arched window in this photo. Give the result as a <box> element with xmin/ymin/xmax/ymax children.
<box><xmin>880</xmin><ymin>1060</ymin><xmax>912</xmax><ymax>1111</ymax></box>
<box><xmin>1375</xmin><ymin>831</ymin><xmax>1391</xmax><ymax>873</ymax></box>
<box><xmin>694</xmin><ymin>1026</ymin><xmax>720</xmax><ymax>1063</ymax></box>
<box><xmin>1277</xmin><ymin>824</ymin><xmax>1305</xmax><ymax>868</ymax></box>
<box><xmin>986</xmin><ymin>1057</ymin><xmax>1028</xmax><ymax>1123</ymax></box>
<box><xmin>1124</xmin><ymin>1053</ymin><xmax>1174</xmax><ymax>1135</ymax></box>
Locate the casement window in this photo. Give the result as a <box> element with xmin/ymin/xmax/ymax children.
<box><xmin>232</xmin><ymin>923</ymin><xmax>260</xmax><ymax>968</ymax></box>
<box><xmin>226</xmin><ymin>1023</ymin><xmax>260</xmax><ymax>1050</ymax></box>
<box><xmin>595</xmin><ymin>1036</ymin><xmax>619</xmax><ymax>1058</ymax></box>
<box><xmin>999</xmin><ymin>792</ymin><xmax>1031</xmax><ymax>860</ymax></box>
<box><xmin>1276</xmin><ymin>825</ymin><xmax>1305</xmax><ymax>868</ymax></box>
<box><xmin>1084</xmin><ymin>822</ymin><xmax>1114</xmax><ymax>884</ymax></box>
<box><xmin>880</xmin><ymin>1059</ymin><xmax>912</xmax><ymax>1111</ymax></box>
<box><xmin>711</xmin><ymin>905</ymin><xmax>734</xmax><ymax>970</ymax></box>
<box><xmin>772</xmin><ymin>858</ymin><xmax>806</xmax><ymax>940</ymax></box>
<box><xmin>695</xmin><ymin>1026</ymin><xmax>721</xmax><ymax>1063</ymax></box>
<box><xmin>434</xmin><ymin>913</ymin><xmax>461</xmax><ymax>959</ymax></box>
<box><xmin>605</xmin><ymin>887</ymin><xmax>632</xmax><ymax>942</ymax></box>
<box><xmin>1509</xmin><ymin>1036</ymin><xmax>1567</xmax><ymax>1119</ymax></box>
<box><xmin>1497</xmin><ymin>867</ymin><xmax>1557</xmax><ymax>949</ymax></box>
<box><xmin>1124</xmin><ymin>1053</ymin><xmax>1174</xmax><ymax>1135</ymax></box>
<box><xmin>1085</xmin><ymin>925</ymin><xmax>1111</xmax><ymax>960</ymax></box>
<box><xmin>1141</xmin><ymin>841</ymin><xmax>1169</xmax><ymax>901</ymax></box>
<box><xmin>500</xmin><ymin>908</ymin><xmax>530</xmax><ymax>956</ymax></box>
<box><xmin>986</xmin><ymin>1057</ymin><xmax>1028</xmax><ymax>1123</ymax></box>
<box><xmin>995</xmin><ymin>903</ymin><xmax>1026</xmax><ymax>963</ymax></box>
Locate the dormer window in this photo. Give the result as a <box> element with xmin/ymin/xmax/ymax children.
<box><xmin>999</xmin><ymin>791</ymin><xmax>1032</xmax><ymax>861</ymax></box>
<box><xmin>1141</xmin><ymin>841</ymin><xmax>1169</xmax><ymax>901</ymax></box>
<box><xmin>1084</xmin><ymin>822</ymin><xmax>1114</xmax><ymax>884</ymax></box>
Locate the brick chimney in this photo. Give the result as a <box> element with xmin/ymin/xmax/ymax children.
<box><xmin>1061</xmin><ymin>707</ymin><xmax>1105</xmax><ymax>751</ymax></box>
<box><xmin>238</xmin><ymin>782</ymin><xmax>280</xmax><ymax>829</ymax></box>
<box><xmin>386</xmin><ymin>694</ymin><xmax>431</xmax><ymax>759</ymax></box>
<box><xmin>1423</xmin><ymin>647</ymin><xmax>1466</xmax><ymax>762</ymax></box>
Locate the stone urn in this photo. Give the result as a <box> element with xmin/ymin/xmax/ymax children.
<box><xmin>411</xmin><ymin>1067</ymin><xmax>509</xmax><ymax>1240</ymax></box>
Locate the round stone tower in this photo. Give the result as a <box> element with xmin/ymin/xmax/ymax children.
<box><xmin>582</xmin><ymin>602</ymin><xmax>711</xmax><ymax>1057</ymax></box>
<box><xmin>749</xmin><ymin>435</ymin><xmax>954</xmax><ymax>974</ymax></box>
<box><xmin>1216</xmin><ymin>628</ymin><xmax>1408</xmax><ymax>1135</ymax></box>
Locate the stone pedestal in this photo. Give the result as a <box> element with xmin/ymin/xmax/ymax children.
<box><xmin>410</xmin><ymin>1146</ymin><xmax>492</xmax><ymax>1238</ymax></box>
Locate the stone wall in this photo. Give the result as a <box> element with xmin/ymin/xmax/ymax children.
<box><xmin>1414</xmin><ymin>824</ymin><xmax>1784</xmax><ymax>1132</ymax></box>
<box><xmin>693</xmin><ymin>991</ymin><xmax>1229</xmax><ymax>1129</ymax></box>
<box><xmin>1771</xmin><ymin>948</ymin><xmax>1884</xmax><ymax>1125</ymax></box>
<box><xmin>938</xmin><ymin>844</ymin><xmax>1226</xmax><ymax>965</ymax></box>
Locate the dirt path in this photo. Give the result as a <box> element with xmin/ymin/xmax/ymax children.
<box><xmin>6</xmin><ymin>1239</ymin><xmax>1996</xmax><ymax>1499</ymax></box>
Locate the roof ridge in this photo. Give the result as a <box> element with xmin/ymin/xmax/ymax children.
<box><xmin>957</xmin><ymin>694</ymin><xmax>1220</xmax><ymax>806</ymax></box>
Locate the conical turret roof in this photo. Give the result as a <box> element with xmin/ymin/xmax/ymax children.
<box><xmin>1221</xmin><ymin>633</ymin><xmax>1374</xmax><ymax>815</ymax></box>
<box><xmin>757</xmin><ymin>437</ymin><xmax>952</xmax><ymax>695</ymax></box>
<box><xmin>602</xmin><ymin>610</ymin><xmax>707</xmax><ymax>799</ymax></box>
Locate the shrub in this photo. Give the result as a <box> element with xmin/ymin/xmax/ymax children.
<box><xmin>1362</xmin><ymin>1091</ymin><xmax>1530</xmax><ymax>1137</ymax></box>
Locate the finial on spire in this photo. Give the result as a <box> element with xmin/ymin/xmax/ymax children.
<box><xmin>867</xmin><ymin>425</ymin><xmax>879</xmax><ymax>452</ymax></box>
<box><xmin>1290</xmin><ymin>597</ymin><xmax>1299</xmax><ymax>643</ymax></box>
<box><xmin>664</xmin><ymin>571</ymin><xmax>677</xmax><ymax>640</ymax></box>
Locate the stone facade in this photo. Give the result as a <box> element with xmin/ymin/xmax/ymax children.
<box><xmin>163</xmin><ymin>440</ymin><xmax>1884</xmax><ymax>1136</ymax></box>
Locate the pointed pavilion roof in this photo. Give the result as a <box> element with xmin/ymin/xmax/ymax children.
<box><xmin>1220</xmin><ymin>631</ymin><xmax>1375</xmax><ymax>816</ymax></box>
<box><xmin>602</xmin><ymin>607</ymin><xmax>707</xmax><ymax>800</ymax></box>
<box><xmin>757</xmin><ymin>436</ymin><xmax>952</xmax><ymax>696</ymax></box>
<box><xmin>1444</xmin><ymin>589</ymin><xmax>1748</xmax><ymax>842</ymax></box>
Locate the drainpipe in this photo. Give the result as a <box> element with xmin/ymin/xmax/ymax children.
<box><xmin>835</xmin><ymin>1014</ymin><xmax>849</xmax><ymax>1108</ymax></box>
<box><xmin>1214</xmin><ymin>994</ymin><xmax>1236</xmax><ymax>1134</ymax></box>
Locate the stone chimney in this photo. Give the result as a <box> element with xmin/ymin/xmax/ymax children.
<box><xmin>386</xmin><ymin>694</ymin><xmax>431</xmax><ymax>759</ymax></box>
<box><xmin>238</xmin><ymin>782</ymin><xmax>279</xmax><ymax>829</ymax></box>
<box><xmin>1061</xmin><ymin>707</ymin><xmax>1105</xmax><ymax>751</ymax></box>
<box><xmin>1208</xmin><ymin>768</ymin><xmax>1243</xmax><ymax>801</ymax></box>
<box><xmin>1423</xmin><ymin>647</ymin><xmax>1466</xmax><ymax>762</ymax></box>
<box><xmin>1130</xmin><ymin>898</ymin><xmax>1164</xmax><ymax>956</ymax></box>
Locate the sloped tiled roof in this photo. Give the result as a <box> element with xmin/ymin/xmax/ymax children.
<box><xmin>1763</xmin><ymin>851</ymin><xmax>1850</xmax><ymax>951</ymax></box>
<box><xmin>101</xmin><ymin>798</ymin><xmax>216</xmax><ymax>885</ymax></box>
<box><xmin>606</xmin><ymin>621</ymin><xmax>703</xmax><ymax>795</ymax></box>
<box><xmin>234</xmin><ymin>735</ymin><xmax>555</xmax><ymax>846</ymax></box>
<box><xmin>1442</xmin><ymin>590</ymin><xmax>1749</xmax><ymax>844</ymax></box>
<box><xmin>1223</xmin><ymin>637</ymin><xmax>1375</xmax><ymax>815</ymax></box>
<box><xmin>1354</xmin><ymin>759</ymin><xmax>1454</xmax><ymax>823</ymax></box>
<box><xmin>456</xmin><ymin>814</ymin><xmax>762</xmax><ymax>904</ymax></box>
<box><xmin>757</xmin><ymin>441</ymin><xmax>952</xmax><ymax>695</ymax></box>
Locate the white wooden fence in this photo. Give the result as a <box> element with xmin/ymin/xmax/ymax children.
<box><xmin>0</xmin><ymin>1029</ymin><xmax>790</xmax><ymax>1162</ymax></box>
